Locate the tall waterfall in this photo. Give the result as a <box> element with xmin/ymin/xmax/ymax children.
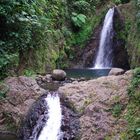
<box><xmin>37</xmin><ymin>94</ymin><xmax>62</xmax><ymax>140</ymax></box>
<box><xmin>94</xmin><ymin>8</ymin><xmax>114</xmax><ymax>69</ymax></box>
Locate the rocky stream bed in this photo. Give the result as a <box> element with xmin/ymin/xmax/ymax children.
<box><xmin>0</xmin><ymin>68</ymin><xmax>133</xmax><ymax>140</ymax></box>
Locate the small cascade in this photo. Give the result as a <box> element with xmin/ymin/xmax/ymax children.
<box><xmin>94</xmin><ymin>8</ymin><xmax>114</xmax><ymax>69</ymax></box>
<box><xmin>20</xmin><ymin>90</ymin><xmax>80</xmax><ymax>140</ymax></box>
<box><xmin>37</xmin><ymin>94</ymin><xmax>63</xmax><ymax>140</ymax></box>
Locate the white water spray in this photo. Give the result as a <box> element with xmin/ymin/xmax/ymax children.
<box><xmin>38</xmin><ymin>94</ymin><xmax>62</xmax><ymax>140</ymax></box>
<box><xmin>94</xmin><ymin>8</ymin><xmax>114</xmax><ymax>69</ymax></box>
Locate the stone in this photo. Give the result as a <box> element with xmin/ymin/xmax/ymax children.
<box><xmin>59</xmin><ymin>71</ymin><xmax>133</xmax><ymax>139</ymax></box>
<box><xmin>0</xmin><ymin>76</ymin><xmax>46</xmax><ymax>132</ymax></box>
<box><xmin>52</xmin><ymin>69</ymin><xmax>66</xmax><ymax>81</ymax></box>
<box><xmin>109</xmin><ymin>68</ymin><xmax>125</xmax><ymax>76</ymax></box>
<box><xmin>44</xmin><ymin>74</ymin><xmax>52</xmax><ymax>82</ymax></box>
<box><xmin>5</xmin><ymin>76</ymin><xmax>45</xmax><ymax>106</ymax></box>
<box><xmin>124</xmin><ymin>70</ymin><xmax>133</xmax><ymax>78</ymax></box>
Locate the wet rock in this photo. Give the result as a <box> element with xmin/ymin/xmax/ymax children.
<box><xmin>82</xmin><ymin>26</ymin><xmax>102</xmax><ymax>67</ymax></box>
<box><xmin>61</xmin><ymin>104</ymin><xmax>80</xmax><ymax>140</ymax></box>
<box><xmin>19</xmin><ymin>94</ymin><xmax>48</xmax><ymax>140</ymax></box>
<box><xmin>20</xmin><ymin>91</ymin><xmax>80</xmax><ymax>140</ymax></box>
<box><xmin>52</xmin><ymin>69</ymin><xmax>66</xmax><ymax>81</ymax></box>
<box><xmin>109</xmin><ymin>68</ymin><xmax>125</xmax><ymax>76</ymax></box>
<box><xmin>113</xmin><ymin>7</ymin><xmax>130</xmax><ymax>70</ymax></box>
<box><xmin>59</xmin><ymin>71</ymin><xmax>133</xmax><ymax>139</ymax></box>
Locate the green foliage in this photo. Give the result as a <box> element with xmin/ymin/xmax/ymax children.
<box><xmin>126</xmin><ymin>68</ymin><xmax>140</xmax><ymax>140</ymax></box>
<box><xmin>113</xmin><ymin>0</ymin><xmax>121</xmax><ymax>5</ymax></box>
<box><xmin>128</xmin><ymin>68</ymin><xmax>140</xmax><ymax>100</ymax></box>
<box><xmin>0</xmin><ymin>82</ymin><xmax>9</xmax><ymax>99</ymax></box>
<box><xmin>112</xmin><ymin>0</ymin><xmax>130</xmax><ymax>4</ymax></box>
<box><xmin>70</xmin><ymin>8</ymin><xmax>106</xmax><ymax>48</ymax></box>
<box><xmin>71</xmin><ymin>12</ymin><xmax>86</xmax><ymax>28</ymax></box>
<box><xmin>135</xmin><ymin>128</ymin><xmax>140</xmax><ymax>136</ymax></box>
<box><xmin>0</xmin><ymin>0</ymin><xmax>107</xmax><ymax>77</ymax></box>
<box><xmin>23</xmin><ymin>69</ymin><xmax>35</xmax><ymax>77</ymax></box>
<box><xmin>111</xmin><ymin>103</ymin><xmax>123</xmax><ymax>117</ymax></box>
<box><xmin>0</xmin><ymin>0</ymin><xmax>49</xmax><ymax>78</ymax></box>
<box><xmin>0</xmin><ymin>53</ymin><xmax>18</xmax><ymax>79</ymax></box>
<box><xmin>135</xmin><ymin>0</ymin><xmax>140</xmax><ymax>31</ymax></box>
<box><xmin>121</xmin><ymin>0</ymin><xmax>130</xmax><ymax>4</ymax></box>
<box><xmin>73</xmin><ymin>0</ymin><xmax>90</xmax><ymax>14</ymax></box>
<box><xmin>86</xmin><ymin>0</ymin><xmax>103</xmax><ymax>7</ymax></box>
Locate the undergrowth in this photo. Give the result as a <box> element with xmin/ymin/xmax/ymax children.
<box><xmin>126</xmin><ymin>68</ymin><xmax>140</xmax><ymax>140</ymax></box>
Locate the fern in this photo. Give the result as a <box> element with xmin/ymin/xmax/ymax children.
<box><xmin>71</xmin><ymin>12</ymin><xmax>86</xmax><ymax>28</ymax></box>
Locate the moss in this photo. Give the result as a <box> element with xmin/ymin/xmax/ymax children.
<box><xmin>124</xmin><ymin>68</ymin><xmax>140</xmax><ymax>139</ymax></box>
<box><xmin>0</xmin><ymin>82</ymin><xmax>9</xmax><ymax>99</ymax></box>
<box><xmin>111</xmin><ymin>103</ymin><xmax>123</xmax><ymax>117</ymax></box>
<box><xmin>118</xmin><ymin>1</ymin><xmax>140</xmax><ymax>68</ymax></box>
<box><xmin>2</xmin><ymin>112</ymin><xmax>18</xmax><ymax>132</ymax></box>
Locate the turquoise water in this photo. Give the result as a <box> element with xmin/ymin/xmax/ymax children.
<box><xmin>65</xmin><ymin>68</ymin><xmax>111</xmax><ymax>79</ymax></box>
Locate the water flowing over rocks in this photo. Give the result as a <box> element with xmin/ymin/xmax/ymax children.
<box><xmin>59</xmin><ymin>70</ymin><xmax>133</xmax><ymax>139</ymax></box>
<box><xmin>0</xmin><ymin>70</ymin><xmax>133</xmax><ymax>139</ymax></box>
<box><xmin>82</xmin><ymin>25</ymin><xmax>102</xmax><ymax>68</ymax></box>
<box><xmin>82</xmin><ymin>7</ymin><xmax>130</xmax><ymax>69</ymax></box>
<box><xmin>20</xmin><ymin>91</ymin><xmax>80</xmax><ymax>140</ymax></box>
<box><xmin>94</xmin><ymin>7</ymin><xmax>114</xmax><ymax>68</ymax></box>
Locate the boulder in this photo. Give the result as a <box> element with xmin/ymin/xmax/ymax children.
<box><xmin>5</xmin><ymin>76</ymin><xmax>45</xmax><ymax>106</ymax></box>
<box><xmin>59</xmin><ymin>70</ymin><xmax>133</xmax><ymax>139</ymax></box>
<box><xmin>0</xmin><ymin>76</ymin><xmax>46</xmax><ymax>132</ymax></box>
<box><xmin>109</xmin><ymin>68</ymin><xmax>125</xmax><ymax>76</ymax></box>
<box><xmin>52</xmin><ymin>69</ymin><xmax>66</xmax><ymax>81</ymax></box>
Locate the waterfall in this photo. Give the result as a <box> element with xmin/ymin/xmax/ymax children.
<box><xmin>94</xmin><ymin>8</ymin><xmax>114</xmax><ymax>69</ymax></box>
<box><xmin>37</xmin><ymin>94</ymin><xmax>63</xmax><ymax>140</ymax></box>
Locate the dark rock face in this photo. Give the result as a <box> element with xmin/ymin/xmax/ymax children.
<box><xmin>82</xmin><ymin>25</ymin><xmax>102</xmax><ymax>67</ymax></box>
<box><xmin>112</xmin><ymin>7</ymin><xmax>130</xmax><ymax>70</ymax></box>
<box><xmin>60</xmin><ymin>94</ymin><xmax>80</xmax><ymax>140</ymax></box>
<box><xmin>19</xmin><ymin>91</ymin><xmax>80</xmax><ymax>140</ymax></box>
<box><xmin>19</xmin><ymin>94</ymin><xmax>48</xmax><ymax>140</ymax></box>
